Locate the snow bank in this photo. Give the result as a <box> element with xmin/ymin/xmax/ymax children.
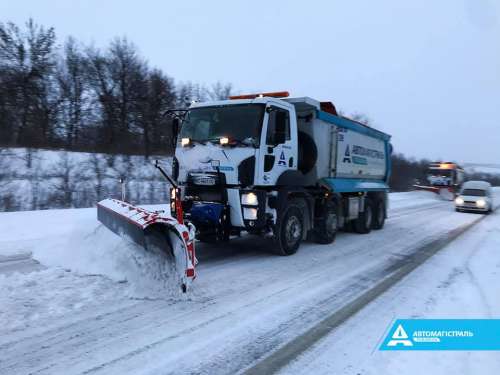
<box><xmin>0</xmin><ymin>147</ymin><xmax>172</xmax><ymax>212</ymax></box>
<box><xmin>0</xmin><ymin>206</ymin><xmax>187</xmax><ymax>333</ymax></box>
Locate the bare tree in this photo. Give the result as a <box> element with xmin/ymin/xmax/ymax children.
<box><xmin>56</xmin><ymin>37</ymin><xmax>90</xmax><ymax>148</ymax></box>
<box><xmin>207</xmin><ymin>81</ymin><xmax>233</xmax><ymax>101</ymax></box>
<box><xmin>0</xmin><ymin>19</ymin><xmax>57</xmax><ymax>145</ymax></box>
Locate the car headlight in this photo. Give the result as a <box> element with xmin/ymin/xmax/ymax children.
<box><xmin>476</xmin><ymin>199</ymin><xmax>486</xmax><ymax>208</ymax></box>
<box><xmin>455</xmin><ymin>197</ymin><xmax>464</xmax><ymax>205</ymax></box>
<box><xmin>181</xmin><ymin>138</ymin><xmax>190</xmax><ymax>147</ymax></box>
<box><xmin>241</xmin><ymin>192</ymin><xmax>258</xmax><ymax>206</ymax></box>
<box><xmin>243</xmin><ymin>207</ymin><xmax>258</xmax><ymax>220</ymax></box>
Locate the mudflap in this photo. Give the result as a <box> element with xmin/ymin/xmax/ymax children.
<box><xmin>97</xmin><ymin>198</ymin><xmax>196</xmax><ymax>291</ymax></box>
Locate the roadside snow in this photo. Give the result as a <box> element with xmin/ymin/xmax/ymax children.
<box><xmin>0</xmin><ymin>191</ymin><xmax>445</xmax><ymax>337</ymax></box>
<box><xmin>279</xmin><ymin>204</ymin><xmax>500</xmax><ymax>375</ymax></box>
<box><xmin>0</xmin><ymin>205</ymin><xmax>187</xmax><ymax>333</ymax></box>
<box><xmin>0</xmin><ymin>269</ymin><xmax>127</xmax><ymax>333</ymax></box>
<box><xmin>0</xmin><ymin>147</ymin><xmax>172</xmax><ymax>212</ymax></box>
<box><xmin>0</xmin><ymin>190</ymin><xmax>494</xmax><ymax>374</ymax></box>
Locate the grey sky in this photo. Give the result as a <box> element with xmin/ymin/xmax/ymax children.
<box><xmin>2</xmin><ymin>0</ymin><xmax>499</xmax><ymax>164</ymax></box>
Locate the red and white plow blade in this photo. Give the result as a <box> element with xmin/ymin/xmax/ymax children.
<box><xmin>97</xmin><ymin>198</ymin><xmax>196</xmax><ymax>292</ymax></box>
<box><xmin>413</xmin><ymin>185</ymin><xmax>455</xmax><ymax>201</ymax></box>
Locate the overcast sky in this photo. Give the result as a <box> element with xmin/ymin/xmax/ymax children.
<box><xmin>2</xmin><ymin>0</ymin><xmax>499</xmax><ymax>164</ymax></box>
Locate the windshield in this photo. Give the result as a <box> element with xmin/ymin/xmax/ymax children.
<box><xmin>180</xmin><ymin>104</ymin><xmax>265</xmax><ymax>147</ymax></box>
<box><xmin>426</xmin><ymin>169</ymin><xmax>453</xmax><ymax>185</ymax></box>
<box><xmin>427</xmin><ymin>169</ymin><xmax>452</xmax><ymax>177</ymax></box>
<box><xmin>461</xmin><ymin>189</ymin><xmax>486</xmax><ymax>197</ymax></box>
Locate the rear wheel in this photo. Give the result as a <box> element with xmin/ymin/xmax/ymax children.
<box><xmin>372</xmin><ymin>199</ymin><xmax>386</xmax><ymax>230</ymax></box>
<box><xmin>312</xmin><ymin>200</ymin><xmax>337</xmax><ymax>244</ymax></box>
<box><xmin>354</xmin><ymin>199</ymin><xmax>373</xmax><ymax>234</ymax></box>
<box><xmin>275</xmin><ymin>202</ymin><xmax>304</xmax><ymax>256</ymax></box>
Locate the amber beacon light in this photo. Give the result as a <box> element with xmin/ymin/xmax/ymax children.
<box><xmin>229</xmin><ymin>91</ymin><xmax>290</xmax><ymax>100</ymax></box>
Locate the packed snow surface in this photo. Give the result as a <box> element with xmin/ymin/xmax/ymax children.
<box><xmin>0</xmin><ymin>189</ymin><xmax>498</xmax><ymax>374</ymax></box>
<box><xmin>280</xmin><ymin>200</ymin><xmax>500</xmax><ymax>375</ymax></box>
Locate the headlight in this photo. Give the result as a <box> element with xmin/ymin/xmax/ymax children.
<box><xmin>243</xmin><ymin>207</ymin><xmax>258</xmax><ymax>220</ymax></box>
<box><xmin>219</xmin><ymin>137</ymin><xmax>229</xmax><ymax>145</ymax></box>
<box><xmin>181</xmin><ymin>138</ymin><xmax>190</xmax><ymax>147</ymax></box>
<box><xmin>476</xmin><ymin>199</ymin><xmax>486</xmax><ymax>208</ymax></box>
<box><xmin>241</xmin><ymin>192</ymin><xmax>258</xmax><ymax>206</ymax></box>
<box><xmin>455</xmin><ymin>197</ymin><xmax>464</xmax><ymax>205</ymax></box>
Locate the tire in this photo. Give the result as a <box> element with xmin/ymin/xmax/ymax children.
<box><xmin>354</xmin><ymin>198</ymin><xmax>373</xmax><ymax>234</ymax></box>
<box><xmin>372</xmin><ymin>199</ymin><xmax>386</xmax><ymax>230</ymax></box>
<box><xmin>275</xmin><ymin>202</ymin><xmax>304</xmax><ymax>256</ymax></box>
<box><xmin>312</xmin><ymin>200</ymin><xmax>337</xmax><ymax>244</ymax></box>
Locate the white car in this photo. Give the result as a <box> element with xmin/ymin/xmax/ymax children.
<box><xmin>455</xmin><ymin>180</ymin><xmax>493</xmax><ymax>213</ymax></box>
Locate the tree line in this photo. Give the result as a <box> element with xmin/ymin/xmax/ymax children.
<box><xmin>1</xmin><ymin>19</ymin><xmax>498</xmax><ymax>196</ymax></box>
<box><xmin>0</xmin><ymin>19</ymin><xmax>232</xmax><ymax>156</ymax></box>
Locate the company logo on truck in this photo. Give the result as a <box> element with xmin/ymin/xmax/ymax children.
<box><xmin>343</xmin><ymin>144</ymin><xmax>384</xmax><ymax>165</ymax></box>
<box><xmin>343</xmin><ymin>146</ymin><xmax>351</xmax><ymax>163</ymax></box>
<box><xmin>278</xmin><ymin>151</ymin><xmax>287</xmax><ymax>166</ymax></box>
<box><xmin>352</xmin><ymin>145</ymin><xmax>384</xmax><ymax>160</ymax></box>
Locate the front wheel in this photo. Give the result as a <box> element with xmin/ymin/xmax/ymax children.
<box><xmin>275</xmin><ymin>202</ymin><xmax>304</xmax><ymax>256</ymax></box>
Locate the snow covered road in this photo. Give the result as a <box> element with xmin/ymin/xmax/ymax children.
<box><xmin>278</xmin><ymin>197</ymin><xmax>500</xmax><ymax>375</ymax></box>
<box><xmin>0</xmin><ymin>191</ymin><xmax>497</xmax><ymax>374</ymax></box>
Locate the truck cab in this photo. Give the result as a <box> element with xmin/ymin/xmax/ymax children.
<box><xmin>171</xmin><ymin>92</ymin><xmax>392</xmax><ymax>255</ymax></box>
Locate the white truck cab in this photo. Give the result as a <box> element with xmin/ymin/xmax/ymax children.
<box><xmin>455</xmin><ymin>180</ymin><xmax>493</xmax><ymax>213</ymax></box>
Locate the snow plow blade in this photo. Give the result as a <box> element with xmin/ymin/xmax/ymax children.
<box><xmin>413</xmin><ymin>185</ymin><xmax>455</xmax><ymax>201</ymax></box>
<box><xmin>97</xmin><ymin>198</ymin><xmax>196</xmax><ymax>291</ymax></box>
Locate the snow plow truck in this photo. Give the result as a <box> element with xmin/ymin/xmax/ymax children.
<box><xmin>414</xmin><ymin>162</ymin><xmax>465</xmax><ymax>200</ymax></box>
<box><xmin>97</xmin><ymin>91</ymin><xmax>392</xmax><ymax>290</ymax></box>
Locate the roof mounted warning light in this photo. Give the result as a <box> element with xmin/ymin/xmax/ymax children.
<box><xmin>229</xmin><ymin>91</ymin><xmax>290</xmax><ymax>100</ymax></box>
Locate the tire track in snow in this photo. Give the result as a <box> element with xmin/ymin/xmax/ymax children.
<box><xmin>243</xmin><ymin>214</ymin><xmax>488</xmax><ymax>375</ymax></box>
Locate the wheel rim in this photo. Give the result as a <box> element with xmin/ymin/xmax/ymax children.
<box><xmin>285</xmin><ymin>215</ymin><xmax>302</xmax><ymax>247</ymax></box>
<box><xmin>365</xmin><ymin>206</ymin><xmax>373</xmax><ymax>228</ymax></box>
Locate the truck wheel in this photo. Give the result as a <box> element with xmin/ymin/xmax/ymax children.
<box><xmin>275</xmin><ymin>202</ymin><xmax>304</xmax><ymax>256</ymax></box>
<box><xmin>313</xmin><ymin>200</ymin><xmax>337</xmax><ymax>244</ymax></box>
<box><xmin>354</xmin><ymin>199</ymin><xmax>373</xmax><ymax>234</ymax></box>
<box><xmin>372</xmin><ymin>199</ymin><xmax>386</xmax><ymax>230</ymax></box>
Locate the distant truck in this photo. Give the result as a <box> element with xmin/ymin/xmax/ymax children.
<box><xmin>170</xmin><ymin>92</ymin><xmax>392</xmax><ymax>254</ymax></box>
<box><xmin>414</xmin><ymin>162</ymin><xmax>465</xmax><ymax>199</ymax></box>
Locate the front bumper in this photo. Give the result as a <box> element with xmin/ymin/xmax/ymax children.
<box><xmin>455</xmin><ymin>204</ymin><xmax>489</xmax><ymax>212</ymax></box>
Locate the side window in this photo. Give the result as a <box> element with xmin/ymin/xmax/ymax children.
<box><xmin>266</xmin><ymin>107</ymin><xmax>290</xmax><ymax>145</ymax></box>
